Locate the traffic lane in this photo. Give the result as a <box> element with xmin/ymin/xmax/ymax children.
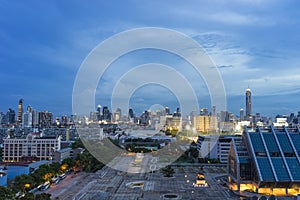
<box><xmin>45</xmin><ymin>172</ymin><xmax>90</xmax><ymax>198</ymax></box>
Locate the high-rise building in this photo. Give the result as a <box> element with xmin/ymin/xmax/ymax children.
<box><xmin>165</xmin><ymin>107</ymin><xmax>170</xmax><ymax>115</ymax></box>
<box><xmin>96</xmin><ymin>105</ymin><xmax>102</xmax><ymax>120</ymax></box>
<box><xmin>61</xmin><ymin>115</ymin><xmax>68</xmax><ymax>125</ymax></box>
<box><xmin>240</xmin><ymin>108</ymin><xmax>244</xmax><ymax>121</ymax></box>
<box><xmin>22</xmin><ymin>111</ymin><xmax>32</xmax><ymax>128</ymax></box>
<box><xmin>220</xmin><ymin>111</ymin><xmax>229</xmax><ymax>122</ymax></box>
<box><xmin>102</xmin><ymin>106</ymin><xmax>111</xmax><ymax>121</ymax></box>
<box><xmin>0</xmin><ymin>112</ymin><xmax>4</xmax><ymax>125</ymax></box>
<box><xmin>6</xmin><ymin>108</ymin><xmax>15</xmax><ymax>124</ymax></box>
<box><xmin>246</xmin><ymin>88</ymin><xmax>252</xmax><ymax>119</ymax></box>
<box><xmin>128</xmin><ymin>108</ymin><xmax>134</xmax><ymax>119</ymax></box>
<box><xmin>89</xmin><ymin>112</ymin><xmax>97</xmax><ymax>122</ymax></box>
<box><xmin>38</xmin><ymin>111</ymin><xmax>53</xmax><ymax>129</ymax></box>
<box><xmin>27</xmin><ymin>105</ymin><xmax>32</xmax><ymax>113</ymax></box>
<box><xmin>113</xmin><ymin>108</ymin><xmax>122</xmax><ymax>122</ymax></box>
<box><xmin>200</xmin><ymin>108</ymin><xmax>209</xmax><ymax>116</ymax></box>
<box><xmin>193</xmin><ymin>115</ymin><xmax>218</xmax><ymax>133</ymax></box>
<box><xmin>140</xmin><ymin>110</ymin><xmax>150</xmax><ymax>125</ymax></box>
<box><xmin>32</xmin><ymin>109</ymin><xmax>39</xmax><ymax>128</ymax></box>
<box><xmin>173</xmin><ymin>107</ymin><xmax>181</xmax><ymax>117</ymax></box>
<box><xmin>211</xmin><ymin>106</ymin><xmax>216</xmax><ymax>116</ymax></box>
<box><xmin>17</xmin><ymin>99</ymin><xmax>23</xmax><ymax>125</ymax></box>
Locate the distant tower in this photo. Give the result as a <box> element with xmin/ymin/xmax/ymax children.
<box><xmin>240</xmin><ymin>108</ymin><xmax>244</xmax><ymax>121</ymax></box>
<box><xmin>17</xmin><ymin>99</ymin><xmax>23</xmax><ymax>124</ymax></box>
<box><xmin>96</xmin><ymin>105</ymin><xmax>102</xmax><ymax>120</ymax></box>
<box><xmin>6</xmin><ymin>108</ymin><xmax>16</xmax><ymax>124</ymax></box>
<box><xmin>22</xmin><ymin>111</ymin><xmax>32</xmax><ymax>128</ymax></box>
<box><xmin>102</xmin><ymin>106</ymin><xmax>110</xmax><ymax>121</ymax></box>
<box><xmin>200</xmin><ymin>108</ymin><xmax>208</xmax><ymax>116</ymax></box>
<box><xmin>27</xmin><ymin>105</ymin><xmax>32</xmax><ymax>113</ymax></box>
<box><xmin>66</xmin><ymin>129</ymin><xmax>70</xmax><ymax>141</ymax></box>
<box><xmin>165</xmin><ymin>107</ymin><xmax>170</xmax><ymax>115</ymax></box>
<box><xmin>32</xmin><ymin>109</ymin><xmax>39</xmax><ymax>128</ymax></box>
<box><xmin>246</xmin><ymin>88</ymin><xmax>252</xmax><ymax>119</ymax></box>
<box><xmin>128</xmin><ymin>108</ymin><xmax>134</xmax><ymax>119</ymax></box>
<box><xmin>211</xmin><ymin>106</ymin><xmax>216</xmax><ymax>116</ymax></box>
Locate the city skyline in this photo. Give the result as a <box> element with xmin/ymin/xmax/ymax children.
<box><xmin>1</xmin><ymin>88</ymin><xmax>298</xmax><ymax>121</ymax></box>
<box><xmin>1</xmin><ymin>1</ymin><xmax>300</xmax><ymax>116</ymax></box>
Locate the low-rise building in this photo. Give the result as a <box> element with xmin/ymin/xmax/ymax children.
<box><xmin>52</xmin><ymin>147</ymin><xmax>72</xmax><ymax>163</ymax></box>
<box><xmin>3</xmin><ymin>133</ymin><xmax>61</xmax><ymax>162</ymax></box>
<box><xmin>197</xmin><ymin>135</ymin><xmax>238</xmax><ymax>163</ymax></box>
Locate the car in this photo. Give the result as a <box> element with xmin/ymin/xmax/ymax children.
<box><xmin>39</xmin><ymin>181</ymin><xmax>50</xmax><ymax>191</ymax></box>
<box><xmin>51</xmin><ymin>177</ymin><xmax>60</xmax><ymax>185</ymax></box>
<box><xmin>59</xmin><ymin>173</ymin><xmax>66</xmax><ymax>180</ymax></box>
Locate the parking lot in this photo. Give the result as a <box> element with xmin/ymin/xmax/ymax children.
<box><xmin>72</xmin><ymin>161</ymin><xmax>234</xmax><ymax>200</ymax></box>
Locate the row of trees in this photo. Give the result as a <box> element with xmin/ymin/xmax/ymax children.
<box><xmin>0</xmin><ymin>186</ymin><xmax>51</xmax><ymax>200</ymax></box>
<box><xmin>71</xmin><ymin>139</ymin><xmax>104</xmax><ymax>172</ymax></box>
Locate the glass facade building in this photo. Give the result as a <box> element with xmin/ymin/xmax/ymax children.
<box><xmin>228</xmin><ymin>126</ymin><xmax>300</xmax><ymax>196</ymax></box>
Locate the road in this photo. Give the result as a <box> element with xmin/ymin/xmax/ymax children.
<box><xmin>44</xmin><ymin>172</ymin><xmax>96</xmax><ymax>199</ymax></box>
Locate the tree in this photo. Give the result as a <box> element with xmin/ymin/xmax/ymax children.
<box><xmin>160</xmin><ymin>165</ymin><xmax>175</xmax><ymax>177</ymax></box>
<box><xmin>78</xmin><ymin>150</ymin><xmax>104</xmax><ymax>172</ymax></box>
<box><xmin>11</xmin><ymin>174</ymin><xmax>35</xmax><ymax>193</ymax></box>
<box><xmin>62</xmin><ymin>157</ymin><xmax>75</xmax><ymax>171</ymax></box>
<box><xmin>72</xmin><ymin>139</ymin><xmax>84</xmax><ymax>149</ymax></box>
<box><xmin>50</xmin><ymin>162</ymin><xmax>61</xmax><ymax>175</ymax></box>
<box><xmin>0</xmin><ymin>186</ymin><xmax>14</xmax><ymax>200</ymax></box>
<box><xmin>20</xmin><ymin>193</ymin><xmax>34</xmax><ymax>200</ymax></box>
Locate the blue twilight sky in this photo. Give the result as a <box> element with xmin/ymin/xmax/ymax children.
<box><xmin>1</xmin><ymin>0</ymin><xmax>300</xmax><ymax>117</ymax></box>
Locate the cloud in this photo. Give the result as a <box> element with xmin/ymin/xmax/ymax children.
<box><xmin>207</xmin><ymin>11</ymin><xmax>274</xmax><ymax>26</ymax></box>
<box><xmin>215</xmin><ymin>65</ymin><xmax>233</xmax><ymax>69</ymax></box>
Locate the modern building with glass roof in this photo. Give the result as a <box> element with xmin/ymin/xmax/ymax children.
<box><xmin>228</xmin><ymin>126</ymin><xmax>300</xmax><ymax>196</ymax></box>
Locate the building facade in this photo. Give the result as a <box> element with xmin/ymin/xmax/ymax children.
<box><xmin>52</xmin><ymin>147</ymin><xmax>72</xmax><ymax>163</ymax></box>
<box><xmin>38</xmin><ymin>111</ymin><xmax>53</xmax><ymax>129</ymax></box>
<box><xmin>193</xmin><ymin>115</ymin><xmax>217</xmax><ymax>133</ymax></box>
<box><xmin>3</xmin><ymin>133</ymin><xmax>61</xmax><ymax>162</ymax></box>
<box><xmin>197</xmin><ymin>135</ymin><xmax>237</xmax><ymax>163</ymax></box>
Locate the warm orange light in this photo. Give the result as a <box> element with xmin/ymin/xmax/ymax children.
<box><xmin>43</xmin><ymin>173</ymin><xmax>53</xmax><ymax>181</ymax></box>
<box><xmin>61</xmin><ymin>164</ymin><xmax>68</xmax><ymax>171</ymax></box>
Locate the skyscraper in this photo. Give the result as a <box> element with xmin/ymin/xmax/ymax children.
<box><xmin>32</xmin><ymin>109</ymin><xmax>39</xmax><ymax>128</ymax></box>
<box><xmin>17</xmin><ymin>99</ymin><xmax>23</xmax><ymax>124</ymax></box>
<box><xmin>6</xmin><ymin>108</ymin><xmax>15</xmax><ymax>124</ymax></box>
<box><xmin>211</xmin><ymin>106</ymin><xmax>216</xmax><ymax>116</ymax></box>
<box><xmin>27</xmin><ymin>105</ymin><xmax>32</xmax><ymax>112</ymax></box>
<box><xmin>200</xmin><ymin>108</ymin><xmax>208</xmax><ymax>116</ymax></box>
<box><xmin>22</xmin><ymin>111</ymin><xmax>32</xmax><ymax>128</ymax></box>
<box><xmin>165</xmin><ymin>107</ymin><xmax>170</xmax><ymax>115</ymax></box>
<box><xmin>38</xmin><ymin>111</ymin><xmax>53</xmax><ymax>128</ymax></box>
<box><xmin>246</xmin><ymin>88</ymin><xmax>252</xmax><ymax>119</ymax></box>
<box><xmin>240</xmin><ymin>108</ymin><xmax>244</xmax><ymax>121</ymax></box>
<box><xmin>128</xmin><ymin>108</ymin><xmax>134</xmax><ymax>119</ymax></box>
<box><xmin>102</xmin><ymin>106</ymin><xmax>111</xmax><ymax>121</ymax></box>
<box><xmin>96</xmin><ymin>105</ymin><xmax>102</xmax><ymax>120</ymax></box>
